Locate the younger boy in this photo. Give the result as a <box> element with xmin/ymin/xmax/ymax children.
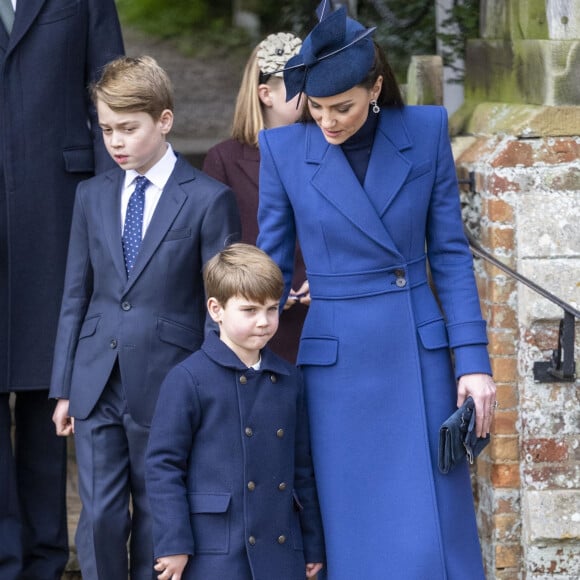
<box><xmin>49</xmin><ymin>56</ymin><xmax>240</xmax><ymax>578</ymax></box>
<box><xmin>145</xmin><ymin>243</ymin><xmax>325</xmax><ymax>580</ymax></box>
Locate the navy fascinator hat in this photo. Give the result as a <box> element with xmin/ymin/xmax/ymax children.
<box><xmin>283</xmin><ymin>0</ymin><xmax>376</xmax><ymax>101</ymax></box>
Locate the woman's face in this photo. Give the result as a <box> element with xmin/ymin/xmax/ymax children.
<box><xmin>307</xmin><ymin>77</ymin><xmax>382</xmax><ymax>145</ymax></box>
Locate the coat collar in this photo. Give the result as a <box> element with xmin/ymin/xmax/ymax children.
<box><xmin>202</xmin><ymin>330</ymin><xmax>291</xmax><ymax>376</ymax></box>
<box><xmin>305</xmin><ymin>108</ymin><xmax>412</xmax><ymax>258</ymax></box>
<box><xmin>101</xmin><ymin>155</ymin><xmax>192</xmax><ymax>290</ymax></box>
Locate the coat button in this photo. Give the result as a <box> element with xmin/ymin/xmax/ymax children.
<box><xmin>245</xmin><ymin>427</ymin><xmax>253</xmax><ymax>437</ymax></box>
<box><xmin>121</xmin><ymin>301</ymin><xmax>131</xmax><ymax>311</ymax></box>
<box><xmin>248</xmin><ymin>536</ymin><xmax>256</xmax><ymax>546</ymax></box>
<box><xmin>240</xmin><ymin>375</ymin><xmax>248</xmax><ymax>384</ymax></box>
<box><xmin>396</xmin><ymin>277</ymin><xmax>407</xmax><ymax>288</ymax></box>
<box><xmin>277</xmin><ymin>535</ymin><xmax>286</xmax><ymax>544</ymax></box>
<box><xmin>278</xmin><ymin>482</ymin><xmax>287</xmax><ymax>491</ymax></box>
<box><xmin>270</xmin><ymin>374</ymin><xmax>277</xmax><ymax>383</ymax></box>
<box><xmin>109</xmin><ymin>339</ymin><xmax>117</xmax><ymax>349</ymax></box>
<box><xmin>247</xmin><ymin>481</ymin><xmax>256</xmax><ymax>491</ymax></box>
<box><xmin>394</xmin><ymin>269</ymin><xmax>405</xmax><ymax>277</ymax></box>
<box><xmin>276</xmin><ymin>428</ymin><xmax>284</xmax><ymax>438</ymax></box>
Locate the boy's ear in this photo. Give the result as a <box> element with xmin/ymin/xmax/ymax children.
<box><xmin>207</xmin><ymin>297</ymin><xmax>223</xmax><ymax>323</ymax></box>
<box><xmin>257</xmin><ymin>84</ymin><xmax>273</xmax><ymax>108</ymax></box>
<box><xmin>158</xmin><ymin>109</ymin><xmax>174</xmax><ymax>135</ymax></box>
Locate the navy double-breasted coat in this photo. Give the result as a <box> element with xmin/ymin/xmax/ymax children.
<box><xmin>145</xmin><ymin>331</ymin><xmax>325</xmax><ymax>579</ymax></box>
<box><xmin>257</xmin><ymin>106</ymin><xmax>491</xmax><ymax>579</ymax></box>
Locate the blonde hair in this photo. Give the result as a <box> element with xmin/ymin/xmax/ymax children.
<box><xmin>91</xmin><ymin>56</ymin><xmax>174</xmax><ymax>119</ymax></box>
<box><xmin>231</xmin><ymin>46</ymin><xmax>265</xmax><ymax>147</ymax></box>
<box><xmin>204</xmin><ymin>243</ymin><xmax>284</xmax><ymax>306</ymax></box>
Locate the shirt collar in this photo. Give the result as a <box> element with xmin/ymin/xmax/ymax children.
<box><xmin>124</xmin><ymin>143</ymin><xmax>177</xmax><ymax>190</ymax></box>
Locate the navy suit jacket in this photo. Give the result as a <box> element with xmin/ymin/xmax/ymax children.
<box><xmin>49</xmin><ymin>155</ymin><xmax>241</xmax><ymax>426</ymax></box>
<box><xmin>0</xmin><ymin>0</ymin><xmax>124</xmax><ymax>392</ymax></box>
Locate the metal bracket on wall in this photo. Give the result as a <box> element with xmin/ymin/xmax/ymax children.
<box><xmin>533</xmin><ymin>312</ymin><xmax>577</xmax><ymax>383</ymax></box>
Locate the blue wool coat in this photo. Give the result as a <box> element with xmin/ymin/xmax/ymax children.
<box><xmin>257</xmin><ymin>106</ymin><xmax>491</xmax><ymax>579</ymax></box>
<box><xmin>145</xmin><ymin>331</ymin><xmax>325</xmax><ymax>580</ymax></box>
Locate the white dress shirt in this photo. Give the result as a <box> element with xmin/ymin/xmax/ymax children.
<box><xmin>121</xmin><ymin>144</ymin><xmax>177</xmax><ymax>238</ymax></box>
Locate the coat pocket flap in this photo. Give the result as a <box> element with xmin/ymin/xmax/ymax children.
<box><xmin>157</xmin><ymin>318</ymin><xmax>202</xmax><ymax>352</ymax></box>
<box><xmin>297</xmin><ymin>337</ymin><xmax>339</xmax><ymax>366</ymax></box>
<box><xmin>188</xmin><ymin>492</ymin><xmax>231</xmax><ymax>514</ymax></box>
<box><xmin>79</xmin><ymin>315</ymin><xmax>100</xmax><ymax>339</ymax></box>
<box><xmin>417</xmin><ymin>319</ymin><xmax>449</xmax><ymax>350</ymax></box>
<box><xmin>63</xmin><ymin>147</ymin><xmax>94</xmax><ymax>173</ymax></box>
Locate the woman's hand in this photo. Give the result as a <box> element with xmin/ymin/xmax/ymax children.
<box><xmin>284</xmin><ymin>279</ymin><xmax>310</xmax><ymax>309</ymax></box>
<box><xmin>457</xmin><ymin>373</ymin><xmax>497</xmax><ymax>438</ymax></box>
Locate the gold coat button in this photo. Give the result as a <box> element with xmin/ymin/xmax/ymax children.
<box><xmin>276</xmin><ymin>428</ymin><xmax>284</xmax><ymax>438</ymax></box>
<box><xmin>248</xmin><ymin>536</ymin><xmax>256</xmax><ymax>545</ymax></box>
<box><xmin>245</xmin><ymin>427</ymin><xmax>253</xmax><ymax>437</ymax></box>
<box><xmin>240</xmin><ymin>375</ymin><xmax>248</xmax><ymax>384</ymax></box>
<box><xmin>270</xmin><ymin>374</ymin><xmax>277</xmax><ymax>383</ymax></box>
<box><xmin>278</xmin><ymin>482</ymin><xmax>287</xmax><ymax>491</ymax></box>
<box><xmin>277</xmin><ymin>535</ymin><xmax>286</xmax><ymax>544</ymax></box>
<box><xmin>247</xmin><ymin>481</ymin><xmax>256</xmax><ymax>491</ymax></box>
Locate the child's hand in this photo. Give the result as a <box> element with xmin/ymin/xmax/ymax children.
<box><xmin>154</xmin><ymin>554</ymin><xmax>188</xmax><ymax>580</ymax></box>
<box><xmin>52</xmin><ymin>399</ymin><xmax>74</xmax><ymax>436</ymax></box>
<box><xmin>306</xmin><ymin>562</ymin><xmax>323</xmax><ymax>578</ymax></box>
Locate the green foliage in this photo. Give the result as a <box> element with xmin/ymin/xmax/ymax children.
<box><xmin>437</xmin><ymin>0</ymin><xmax>480</xmax><ymax>81</ymax></box>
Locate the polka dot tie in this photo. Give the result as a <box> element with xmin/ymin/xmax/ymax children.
<box><xmin>122</xmin><ymin>176</ymin><xmax>149</xmax><ymax>274</ymax></box>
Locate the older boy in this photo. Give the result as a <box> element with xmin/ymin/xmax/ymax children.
<box><xmin>146</xmin><ymin>243</ymin><xmax>325</xmax><ymax>580</ymax></box>
<box><xmin>49</xmin><ymin>56</ymin><xmax>240</xmax><ymax>578</ymax></box>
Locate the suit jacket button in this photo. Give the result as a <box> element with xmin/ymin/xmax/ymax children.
<box><xmin>276</xmin><ymin>428</ymin><xmax>285</xmax><ymax>438</ymax></box>
<box><xmin>277</xmin><ymin>535</ymin><xmax>286</xmax><ymax>544</ymax></box>
<box><xmin>110</xmin><ymin>339</ymin><xmax>117</xmax><ymax>349</ymax></box>
<box><xmin>396</xmin><ymin>277</ymin><xmax>407</xmax><ymax>288</ymax></box>
<box><xmin>270</xmin><ymin>374</ymin><xmax>277</xmax><ymax>383</ymax></box>
<box><xmin>245</xmin><ymin>427</ymin><xmax>253</xmax><ymax>437</ymax></box>
<box><xmin>278</xmin><ymin>482</ymin><xmax>287</xmax><ymax>491</ymax></box>
<box><xmin>247</xmin><ymin>481</ymin><xmax>256</xmax><ymax>491</ymax></box>
<box><xmin>240</xmin><ymin>375</ymin><xmax>248</xmax><ymax>384</ymax></box>
<box><xmin>248</xmin><ymin>536</ymin><xmax>256</xmax><ymax>546</ymax></box>
<box><xmin>121</xmin><ymin>301</ymin><xmax>131</xmax><ymax>311</ymax></box>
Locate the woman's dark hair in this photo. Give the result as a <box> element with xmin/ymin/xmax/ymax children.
<box><xmin>300</xmin><ymin>41</ymin><xmax>404</xmax><ymax>122</ymax></box>
<box><xmin>360</xmin><ymin>42</ymin><xmax>404</xmax><ymax>108</ymax></box>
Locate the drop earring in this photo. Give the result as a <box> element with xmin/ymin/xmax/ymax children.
<box><xmin>370</xmin><ymin>99</ymin><xmax>380</xmax><ymax>114</ymax></box>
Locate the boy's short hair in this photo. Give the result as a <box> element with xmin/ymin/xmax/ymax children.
<box><xmin>90</xmin><ymin>55</ymin><xmax>174</xmax><ymax>119</ymax></box>
<box><xmin>204</xmin><ymin>243</ymin><xmax>284</xmax><ymax>306</ymax></box>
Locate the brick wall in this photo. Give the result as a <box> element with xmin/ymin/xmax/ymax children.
<box><xmin>453</xmin><ymin>127</ymin><xmax>580</xmax><ymax>579</ymax></box>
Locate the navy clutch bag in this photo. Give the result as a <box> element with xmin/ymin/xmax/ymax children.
<box><xmin>438</xmin><ymin>397</ymin><xmax>490</xmax><ymax>474</ymax></box>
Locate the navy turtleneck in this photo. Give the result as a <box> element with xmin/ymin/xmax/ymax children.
<box><xmin>340</xmin><ymin>108</ymin><xmax>379</xmax><ymax>185</ymax></box>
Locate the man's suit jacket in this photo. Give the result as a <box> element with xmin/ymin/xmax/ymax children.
<box><xmin>49</xmin><ymin>156</ymin><xmax>241</xmax><ymax>426</ymax></box>
<box><xmin>0</xmin><ymin>0</ymin><xmax>124</xmax><ymax>392</ymax></box>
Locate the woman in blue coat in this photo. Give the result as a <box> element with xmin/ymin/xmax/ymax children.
<box><xmin>257</xmin><ymin>3</ymin><xmax>497</xmax><ymax>578</ymax></box>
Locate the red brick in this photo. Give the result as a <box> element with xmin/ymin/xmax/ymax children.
<box><xmin>491</xmin><ymin>357</ymin><xmax>518</xmax><ymax>382</ymax></box>
<box><xmin>487</xmin><ymin>197</ymin><xmax>515</xmax><ymax>223</ymax></box>
<box><xmin>489</xmin><ymin>304</ymin><xmax>517</xmax><ymax>329</ymax></box>
<box><xmin>487</xmin><ymin>173</ymin><xmax>522</xmax><ymax>195</ymax></box>
<box><xmin>495</xmin><ymin>542</ymin><xmax>522</xmax><ymax>568</ymax></box>
<box><xmin>490</xmin><ymin>436</ymin><xmax>519</xmax><ymax>461</ymax></box>
<box><xmin>488</xmin><ymin>329</ymin><xmax>517</xmax><ymax>356</ymax></box>
<box><xmin>491</xmin><ymin>141</ymin><xmax>534</xmax><ymax>168</ymax></box>
<box><xmin>523</xmin><ymin>438</ymin><xmax>568</xmax><ymax>463</ymax></box>
<box><xmin>492</xmin><ymin>410</ymin><xmax>518</xmax><ymax>435</ymax></box>
<box><xmin>496</xmin><ymin>384</ymin><xmax>518</xmax><ymax>409</ymax></box>
<box><xmin>491</xmin><ymin>463</ymin><xmax>520</xmax><ymax>487</ymax></box>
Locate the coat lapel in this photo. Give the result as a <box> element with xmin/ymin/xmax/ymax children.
<box><xmin>307</xmin><ymin>119</ymin><xmax>406</xmax><ymax>257</ymax></box>
<box><xmin>236</xmin><ymin>143</ymin><xmax>259</xmax><ymax>190</ymax></box>
<box><xmin>5</xmin><ymin>0</ymin><xmax>45</xmax><ymax>54</ymax></box>
<box><xmin>101</xmin><ymin>170</ymin><xmax>127</xmax><ymax>283</ymax></box>
<box><xmin>364</xmin><ymin>108</ymin><xmax>413</xmax><ymax>217</ymax></box>
<box><xmin>123</xmin><ymin>157</ymin><xmax>191</xmax><ymax>292</ymax></box>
